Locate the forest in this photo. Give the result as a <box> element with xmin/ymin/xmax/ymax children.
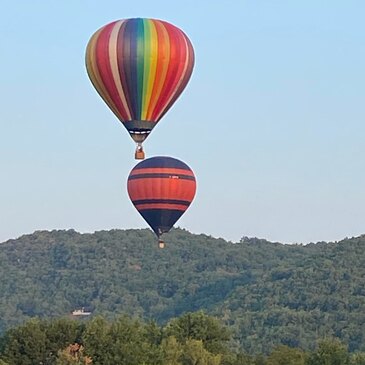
<box><xmin>1</xmin><ymin>228</ymin><xmax>365</xmax><ymax>357</ymax></box>
<box><xmin>1</xmin><ymin>312</ymin><xmax>365</xmax><ymax>365</ymax></box>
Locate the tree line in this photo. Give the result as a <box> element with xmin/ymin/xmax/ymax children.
<box><xmin>0</xmin><ymin>312</ymin><xmax>365</xmax><ymax>365</ymax></box>
<box><xmin>1</xmin><ymin>229</ymin><xmax>365</xmax><ymax>353</ymax></box>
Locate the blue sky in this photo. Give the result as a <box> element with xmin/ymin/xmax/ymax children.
<box><xmin>1</xmin><ymin>0</ymin><xmax>364</xmax><ymax>244</ymax></box>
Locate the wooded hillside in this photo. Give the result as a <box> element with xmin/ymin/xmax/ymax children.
<box><xmin>1</xmin><ymin>228</ymin><xmax>364</xmax><ymax>354</ymax></box>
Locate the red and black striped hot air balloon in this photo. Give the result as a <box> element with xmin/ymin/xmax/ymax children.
<box><xmin>127</xmin><ymin>156</ymin><xmax>196</xmax><ymax>248</ymax></box>
<box><xmin>86</xmin><ymin>18</ymin><xmax>195</xmax><ymax>159</ymax></box>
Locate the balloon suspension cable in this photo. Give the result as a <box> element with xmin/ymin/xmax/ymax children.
<box><xmin>135</xmin><ymin>143</ymin><xmax>145</xmax><ymax>160</ymax></box>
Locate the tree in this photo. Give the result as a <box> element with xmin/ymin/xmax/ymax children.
<box><xmin>1</xmin><ymin>318</ymin><xmax>47</xmax><ymax>365</ymax></box>
<box><xmin>106</xmin><ymin>316</ymin><xmax>151</xmax><ymax>365</ymax></box>
<box><xmin>266</xmin><ymin>345</ymin><xmax>306</xmax><ymax>365</ymax></box>
<box><xmin>160</xmin><ymin>336</ymin><xmax>183</xmax><ymax>365</ymax></box>
<box><xmin>226</xmin><ymin>352</ymin><xmax>256</xmax><ymax>365</ymax></box>
<box><xmin>350</xmin><ymin>353</ymin><xmax>365</xmax><ymax>365</ymax></box>
<box><xmin>166</xmin><ymin>311</ymin><xmax>230</xmax><ymax>354</ymax></box>
<box><xmin>181</xmin><ymin>339</ymin><xmax>221</xmax><ymax>365</ymax></box>
<box><xmin>45</xmin><ymin>318</ymin><xmax>84</xmax><ymax>364</ymax></box>
<box><xmin>306</xmin><ymin>338</ymin><xmax>350</xmax><ymax>365</ymax></box>
<box><xmin>82</xmin><ymin>317</ymin><xmax>111</xmax><ymax>365</ymax></box>
<box><xmin>83</xmin><ymin>315</ymin><xmax>158</xmax><ymax>365</ymax></box>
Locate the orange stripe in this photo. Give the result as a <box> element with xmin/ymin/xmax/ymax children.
<box><xmin>146</xmin><ymin>20</ymin><xmax>170</xmax><ymax>120</ymax></box>
<box><xmin>157</xmin><ymin>32</ymin><xmax>194</xmax><ymax>120</ymax></box>
<box><xmin>127</xmin><ymin>178</ymin><xmax>196</xmax><ymax>201</ymax></box>
<box><xmin>154</xmin><ymin>23</ymin><xmax>187</xmax><ymax>121</ymax></box>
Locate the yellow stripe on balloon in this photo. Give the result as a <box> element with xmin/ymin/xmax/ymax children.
<box><xmin>109</xmin><ymin>20</ymin><xmax>132</xmax><ymax>120</ymax></box>
<box><xmin>141</xmin><ymin>20</ymin><xmax>158</xmax><ymax>120</ymax></box>
<box><xmin>86</xmin><ymin>28</ymin><xmax>122</xmax><ymax>120</ymax></box>
<box><xmin>85</xmin><ymin>29</ymin><xmax>105</xmax><ymax>100</ymax></box>
<box><xmin>146</xmin><ymin>20</ymin><xmax>170</xmax><ymax>121</ymax></box>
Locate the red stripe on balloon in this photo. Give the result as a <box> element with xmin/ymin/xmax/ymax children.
<box><xmin>116</xmin><ymin>21</ymin><xmax>133</xmax><ymax>120</ymax></box>
<box><xmin>134</xmin><ymin>203</ymin><xmax>188</xmax><ymax>211</ymax></box>
<box><xmin>129</xmin><ymin>167</ymin><xmax>195</xmax><ymax>177</ymax></box>
<box><xmin>95</xmin><ymin>22</ymin><xmax>130</xmax><ymax>121</ymax></box>
<box><xmin>152</xmin><ymin>23</ymin><xmax>184</xmax><ymax>120</ymax></box>
<box><xmin>127</xmin><ymin>178</ymin><xmax>196</xmax><ymax>201</ymax></box>
<box><xmin>159</xmin><ymin>33</ymin><xmax>194</xmax><ymax>120</ymax></box>
<box><xmin>157</xmin><ymin>22</ymin><xmax>188</xmax><ymax>120</ymax></box>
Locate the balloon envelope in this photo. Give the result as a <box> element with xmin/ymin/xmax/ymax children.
<box><xmin>127</xmin><ymin>156</ymin><xmax>196</xmax><ymax>238</ymax></box>
<box><xmin>86</xmin><ymin>18</ymin><xmax>195</xmax><ymax>145</ymax></box>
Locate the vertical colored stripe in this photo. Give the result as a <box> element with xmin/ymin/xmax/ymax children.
<box><xmin>141</xmin><ymin>19</ymin><xmax>150</xmax><ymax>120</ymax></box>
<box><xmin>145</xmin><ymin>20</ymin><xmax>159</xmax><ymax>119</ymax></box>
<box><xmin>141</xmin><ymin>20</ymin><xmax>156</xmax><ymax>120</ymax></box>
<box><xmin>109</xmin><ymin>20</ymin><xmax>132</xmax><ymax>120</ymax></box>
<box><xmin>153</xmin><ymin>24</ymin><xmax>186</xmax><ymax>120</ymax></box>
<box><xmin>160</xmin><ymin>35</ymin><xmax>195</xmax><ymax>120</ymax></box>
<box><xmin>156</xmin><ymin>30</ymin><xmax>192</xmax><ymax>121</ymax></box>
<box><xmin>124</xmin><ymin>20</ymin><xmax>138</xmax><ymax>119</ymax></box>
<box><xmin>146</xmin><ymin>20</ymin><xmax>170</xmax><ymax>120</ymax></box>
<box><xmin>95</xmin><ymin>22</ymin><xmax>129</xmax><ymax>120</ymax></box>
<box><xmin>136</xmin><ymin>19</ymin><xmax>145</xmax><ymax>119</ymax></box>
<box><xmin>86</xmin><ymin>27</ymin><xmax>122</xmax><ymax>119</ymax></box>
<box><xmin>117</xmin><ymin>21</ymin><xmax>133</xmax><ymax>117</ymax></box>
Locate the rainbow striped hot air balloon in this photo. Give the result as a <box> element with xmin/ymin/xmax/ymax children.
<box><xmin>86</xmin><ymin>18</ymin><xmax>195</xmax><ymax>159</ymax></box>
<box><xmin>127</xmin><ymin>156</ymin><xmax>196</xmax><ymax>247</ymax></box>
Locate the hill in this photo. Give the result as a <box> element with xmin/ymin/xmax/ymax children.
<box><xmin>0</xmin><ymin>228</ymin><xmax>365</xmax><ymax>354</ymax></box>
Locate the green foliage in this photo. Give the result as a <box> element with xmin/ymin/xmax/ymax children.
<box><xmin>1</xmin><ymin>229</ymin><xmax>365</xmax><ymax>354</ymax></box>
<box><xmin>228</xmin><ymin>352</ymin><xmax>256</xmax><ymax>365</ymax></box>
<box><xmin>0</xmin><ymin>313</ymin><xmax>363</xmax><ymax>365</ymax></box>
<box><xmin>1</xmin><ymin>318</ymin><xmax>47</xmax><ymax>365</ymax></box>
<box><xmin>266</xmin><ymin>345</ymin><xmax>306</xmax><ymax>365</ymax></box>
<box><xmin>306</xmin><ymin>338</ymin><xmax>350</xmax><ymax>365</ymax></box>
<box><xmin>350</xmin><ymin>353</ymin><xmax>365</xmax><ymax>365</ymax></box>
<box><xmin>81</xmin><ymin>316</ymin><xmax>110</xmax><ymax>364</ymax></box>
<box><xmin>82</xmin><ymin>315</ymin><xmax>163</xmax><ymax>365</ymax></box>
<box><xmin>181</xmin><ymin>339</ymin><xmax>221</xmax><ymax>365</ymax></box>
<box><xmin>165</xmin><ymin>311</ymin><xmax>230</xmax><ymax>354</ymax></box>
<box><xmin>160</xmin><ymin>336</ymin><xmax>183</xmax><ymax>365</ymax></box>
<box><xmin>1</xmin><ymin>318</ymin><xmax>83</xmax><ymax>365</ymax></box>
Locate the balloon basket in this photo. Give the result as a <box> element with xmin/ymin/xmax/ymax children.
<box><xmin>135</xmin><ymin>147</ymin><xmax>145</xmax><ymax>160</ymax></box>
<box><xmin>158</xmin><ymin>239</ymin><xmax>165</xmax><ymax>249</ymax></box>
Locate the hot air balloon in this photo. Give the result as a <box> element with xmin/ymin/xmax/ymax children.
<box><xmin>127</xmin><ymin>156</ymin><xmax>196</xmax><ymax>248</ymax></box>
<box><xmin>85</xmin><ymin>18</ymin><xmax>195</xmax><ymax>159</ymax></box>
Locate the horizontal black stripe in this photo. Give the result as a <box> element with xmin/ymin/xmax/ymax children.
<box><xmin>129</xmin><ymin>173</ymin><xmax>195</xmax><ymax>181</ymax></box>
<box><xmin>133</xmin><ymin>156</ymin><xmax>191</xmax><ymax>170</ymax></box>
<box><xmin>123</xmin><ymin>120</ymin><xmax>156</xmax><ymax>132</ymax></box>
<box><xmin>133</xmin><ymin>199</ymin><xmax>191</xmax><ymax>206</ymax></box>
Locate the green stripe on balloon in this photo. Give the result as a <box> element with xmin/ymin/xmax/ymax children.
<box><xmin>136</xmin><ymin>19</ymin><xmax>144</xmax><ymax>119</ymax></box>
<box><xmin>142</xmin><ymin>19</ymin><xmax>152</xmax><ymax>118</ymax></box>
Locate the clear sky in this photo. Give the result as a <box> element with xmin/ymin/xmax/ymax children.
<box><xmin>1</xmin><ymin>0</ymin><xmax>365</xmax><ymax>244</ymax></box>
